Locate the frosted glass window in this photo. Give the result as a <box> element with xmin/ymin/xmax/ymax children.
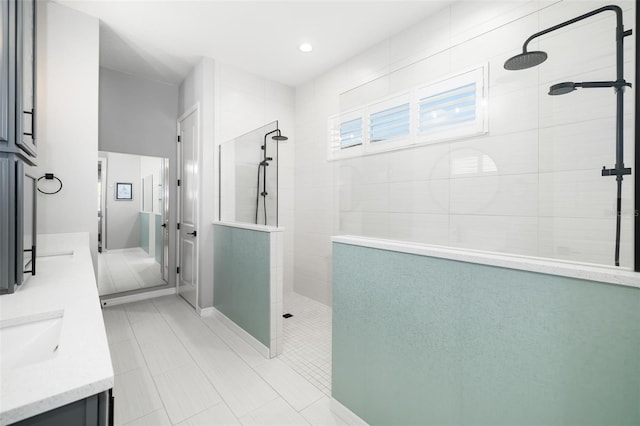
<box><xmin>327</xmin><ymin>64</ymin><xmax>488</xmax><ymax>161</ymax></box>
<box><xmin>340</xmin><ymin>117</ymin><xmax>363</xmax><ymax>149</ymax></box>
<box><xmin>419</xmin><ymin>83</ymin><xmax>476</xmax><ymax>133</ymax></box>
<box><xmin>369</xmin><ymin>102</ymin><xmax>410</xmax><ymax>143</ymax></box>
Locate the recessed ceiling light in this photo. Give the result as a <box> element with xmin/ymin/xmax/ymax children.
<box><xmin>298</xmin><ymin>43</ymin><xmax>313</xmax><ymax>53</ymax></box>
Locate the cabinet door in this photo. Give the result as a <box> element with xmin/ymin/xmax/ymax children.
<box><xmin>16</xmin><ymin>0</ymin><xmax>36</xmax><ymax>158</ymax></box>
<box><xmin>0</xmin><ymin>0</ymin><xmax>9</xmax><ymax>144</ymax></box>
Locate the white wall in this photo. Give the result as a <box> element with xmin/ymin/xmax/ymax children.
<box><xmin>102</xmin><ymin>152</ymin><xmax>141</xmax><ymax>250</ymax></box>
<box><xmin>99</xmin><ymin>67</ymin><xmax>178</xmax><ymax>287</ymax></box>
<box><xmin>178</xmin><ymin>57</ymin><xmax>216</xmax><ymax>309</ymax></box>
<box><xmin>139</xmin><ymin>155</ymin><xmax>162</xmax><ymax>213</ymax></box>
<box><xmin>214</xmin><ymin>61</ymin><xmax>296</xmax><ymax>295</ymax></box>
<box><xmin>32</xmin><ymin>2</ymin><xmax>99</xmax><ymax>271</ymax></box>
<box><xmin>294</xmin><ymin>0</ymin><xmax>636</xmax><ymax>305</ymax></box>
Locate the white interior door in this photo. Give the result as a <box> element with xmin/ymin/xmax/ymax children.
<box><xmin>178</xmin><ymin>109</ymin><xmax>198</xmax><ymax>308</ymax></box>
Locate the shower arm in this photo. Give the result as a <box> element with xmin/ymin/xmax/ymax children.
<box><xmin>521</xmin><ymin>5</ymin><xmax>630</xmax><ymax>57</ymax></box>
<box><xmin>522</xmin><ymin>5</ymin><xmax>633</xmax><ymax>180</ymax></box>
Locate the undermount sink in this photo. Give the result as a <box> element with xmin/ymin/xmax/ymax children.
<box><xmin>0</xmin><ymin>310</ymin><xmax>64</xmax><ymax>371</ymax></box>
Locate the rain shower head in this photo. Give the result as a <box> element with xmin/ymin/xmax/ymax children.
<box><xmin>549</xmin><ymin>82</ymin><xmax>577</xmax><ymax>95</ymax></box>
<box><xmin>503</xmin><ymin>50</ymin><xmax>548</xmax><ymax>70</ymax></box>
<box><xmin>272</xmin><ymin>135</ymin><xmax>288</xmax><ymax>141</ymax></box>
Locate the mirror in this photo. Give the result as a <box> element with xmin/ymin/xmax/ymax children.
<box><xmin>97</xmin><ymin>151</ymin><xmax>169</xmax><ymax>296</ymax></box>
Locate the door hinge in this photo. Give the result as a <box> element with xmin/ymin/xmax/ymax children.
<box><xmin>177</xmin><ymin>267</ymin><xmax>180</xmax><ymax>274</ymax></box>
<box><xmin>177</xmin><ymin>179</ymin><xmax>181</xmax><ymax>187</ymax></box>
<box><xmin>177</xmin><ymin>223</ymin><xmax>180</xmax><ymax>230</ymax></box>
<box><xmin>177</xmin><ymin>135</ymin><xmax>181</xmax><ymax>143</ymax></box>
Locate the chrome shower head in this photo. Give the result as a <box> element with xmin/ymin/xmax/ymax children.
<box><xmin>504</xmin><ymin>50</ymin><xmax>548</xmax><ymax>70</ymax></box>
<box><xmin>549</xmin><ymin>82</ymin><xmax>577</xmax><ymax>95</ymax></box>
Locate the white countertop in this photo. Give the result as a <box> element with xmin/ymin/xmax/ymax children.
<box><xmin>0</xmin><ymin>233</ymin><xmax>114</xmax><ymax>425</ymax></box>
<box><xmin>333</xmin><ymin>235</ymin><xmax>640</xmax><ymax>289</ymax></box>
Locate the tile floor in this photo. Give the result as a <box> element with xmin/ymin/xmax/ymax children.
<box><xmin>280</xmin><ymin>293</ymin><xmax>332</xmax><ymax>396</ymax></box>
<box><xmin>102</xmin><ymin>294</ymin><xmax>349</xmax><ymax>425</ymax></box>
<box><xmin>98</xmin><ymin>248</ymin><xmax>166</xmax><ymax>296</ymax></box>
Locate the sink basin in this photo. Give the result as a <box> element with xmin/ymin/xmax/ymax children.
<box><xmin>0</xmin><ymin>310</ymin><xmax>64</xmax><ymax>371</ymax></box>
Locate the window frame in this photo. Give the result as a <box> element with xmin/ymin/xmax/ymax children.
<box><xmin>327</xmin><ymin>64</ymin><xmax>488</xmax><ymax>161</ymax></box>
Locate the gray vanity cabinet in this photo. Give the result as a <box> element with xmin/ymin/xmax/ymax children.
<box><xmin>1</xmin><ymin>0</ymin><xmax>37</xmax><ymax>163</ymax></box>
<box><xmin>0</xmin><ymin>0</ymin><xmax>38</xmax><ymax>293</ymax></box>
<box><xmin>13</xmin><ymin>390</ymin><xmax>112</xmax><ymax>426</ymax></box>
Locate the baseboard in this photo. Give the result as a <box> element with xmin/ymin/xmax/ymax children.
<box><xmin>197</xmin><ymin>306</ymin><xmax>215</xmax><ymax>317</ymax></box>
<box><xmin>330</xmin><ymin>398</ymin><xmax>369</xmax><ymax>426</ymax></box>
<box><xmin>100</xmin><ymin>287</ymin><xmax>176</xmax><ymax>307</ymax></box>
<box><xmin>213</xmin><ymin>308</ymin><xmax>270</xmax><ymax>359</ymax></box>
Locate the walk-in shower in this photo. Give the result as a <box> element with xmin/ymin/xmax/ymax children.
<box><xmin>256</xmin><ymin>129</ymin><xmax>288</xmax><ymax>225</ymax></box>
<box><xmin>505</xmin><ymin>4</ymin><xmax>633</xmax><ymax>266</ymax></box>
<box><xmin>218</xmin><ymin>121</ymin><xmax>288</xmax><ymax>227</ymax></box>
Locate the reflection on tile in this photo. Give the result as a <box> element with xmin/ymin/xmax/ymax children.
<box><xmin>339</xmin><ymin>212</ymin><xmax>389</xmax><ymax>239</ymax></box>
<box><xmin>387</xmin><ymin>143</ymin><xmax>450</xmax><ymax>182</ymax></box>
<box><xmin>114</xmin><ymin>369</ymin><xmax>163</xmax><ymax>426</ymax></box>
<box><xmin>176</xmin><ymin>402</ymin><xmax>240</xmax><ymax>426</ymax></box>
<box><xmin>449</xmin><ymin>215</ymin><xmax>538</xmax><ymax>256</ymax></box>
<box><xmin>539</xmin><ymin>115</ymin><xmax>634</xmax><ymax>173</ymax></box>
<box><xmin>153</xmin><ymin>362</ymin><xmax>222</xmax><ymax>424</ymax></box>
<box><xmin>539</xmin><ymin>170</ymin><xmax>634</xmax><ymax>219</ymax></box>
<box><xmin>450</xmin><ymin>130</ymin><xmax>538</xmax><ymax>177</ymax></box>
<box><xmin>239</xmin><ymin>397</ymin><xmax>309</xmax><ymax>426</ymax></box>
<box><xmin>450</xmin><ymin>174</ymin><xmax>538</xmax><ymax>216</ymax></box>
<box><xmin>538</xmin><ymin>216</ymin><xmax>634</xmax><ymax>268</ymax></box>
<box><xmin>388</xmin><ymin>213</ymin><xmax>450</xmax><ymax>246</ymax></box>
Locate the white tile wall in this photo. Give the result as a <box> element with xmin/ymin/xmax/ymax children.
<box><xmin>294</xmin><ymin>0</ymin><xmax>637</xmax><ymax>306</ymax></box>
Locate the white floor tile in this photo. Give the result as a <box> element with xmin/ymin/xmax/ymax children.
<box><xmin>102</xmin><ymin>293</ymin><xmax>346</xmax><ymax>426</ymax></box>
<box><xmin>123</xmin><ymin>409</ymin><xmax>172</xmax><ymax>426</ymax></box>
<box><xmin>130</xmin><ymin>318</ymin><xmax>193</xmax><ymax>376</ymax></box>
<box><xmin>125</xmin><ymin>300</ymin><xmax>161</xmax><ymax>324</ymax></box>
<box><xmin>103</xmin><ymin>306</ymin><xmax>136</xmax><ymax>345</ymax></box>
<box><xmin>300</xmin><ymin>397</ymin><xmax>349</xmax><ymax>426</ymax></box>
<box><xmin>254</xmin><ymin>358</ymin><xmax>324</xmax><ymax>411</ymax></box>
<box><xmin>113</xmin><ymin>368</ymin><xmax>163</xmax><ymax>426</ymax></box>
<box><xmin>201</xmin><ymin>315</ymin><xmax>268</xmax><ymax>368</ymax></box>
<box><xmin>109</xmin><ymin>339</ymin><xmax>146</xmax><ymax>375</ymax></box>
<box><xmin>177</xmin><ymin>402</ymin><xmax>241</xmax><ymax>426</ymax></box>
<box><xmin>239</xmin><ymin>397</ymin><xmax>310</xmax><ymax>426</ymax></box>
<box><xmin>153</xmin><ymin>362</ymin><xmax>223</xmax><ymax>424</ymax></box>
<box><xmin>198</xmin><ymin>354</ymin><xmax>279</xmax><ymax>419</ymax></box>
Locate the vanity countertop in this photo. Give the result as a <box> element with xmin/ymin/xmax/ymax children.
<box><xmin>0</xmin><ymin>233</ymin><xmax>114</xmax><ymax>425</ymax></box>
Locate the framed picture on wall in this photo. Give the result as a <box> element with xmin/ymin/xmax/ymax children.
<box><xmin>115</xmin><ymin>182</ymin><xmax>133</xmax><ymax>200</ymax></box>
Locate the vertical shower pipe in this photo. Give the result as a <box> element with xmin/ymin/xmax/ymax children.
<box><xmin>511</xmin><ymin>5</ymin><xmax>632</xmax><ymax>266</ymax></box>
<box><xmin>635</xmin><ymin>2</ymin><xmax>639</xmax><ymax>272</ymax></box>
<box><xmin>257</xmin><ymin>128</ymin><xmax>281</xmax><ymax>225</ymax></box>
<box><xmin>602</xmin><ymin>5</ymin><xmax>632</xmax><ymax>267</ymax></box>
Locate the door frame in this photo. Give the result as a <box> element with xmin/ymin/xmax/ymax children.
<box><xmin>97</xmin><ymin>156</ymin><xmax>108</xmax><ymax>253</ymax></box>
<box><xmin>176</xmin><ymin>103</ymin><xmax>200</xmax><ymax>308</ymax></box>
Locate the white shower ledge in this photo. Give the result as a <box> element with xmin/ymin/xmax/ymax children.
<box><xmin>213</xmin><ymin>221</ymin><xmax>285</xmax><ymax>233</ymax></box>
<box><xmin>332</xmin><ymin>235</ymin><xmax>639</xmax><ymax>290</ymax></box>
<box><xmin>0</xmin><ymin>233</ymin><xmax>113</xmax><ymax>425</ymax></box>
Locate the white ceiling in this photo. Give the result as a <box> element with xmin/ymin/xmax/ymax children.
<box><xmin>54</xmin><ymin>1</ymin><xmax>451</xmax><ymax>87</ymax></box>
